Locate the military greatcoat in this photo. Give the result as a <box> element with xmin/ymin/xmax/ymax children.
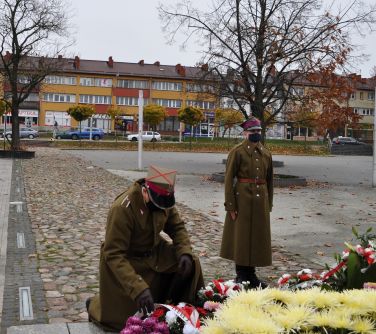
<box><xmin>220</xmin><ymin>140</ymin><xmax>273</xmax><ymax>267</ymax></box>
<box><xmin>88</xmin><ymin>180</ymin><xmax>204</xmax><ymax>332</ymax></box>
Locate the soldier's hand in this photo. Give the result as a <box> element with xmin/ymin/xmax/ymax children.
<box><xmin>230</xmin><ymin>211</ymin><xmax>237</xmax><ymax>221</ymax></box>
<box><xmin>135</xmin><ymin>288</ymin><xmax>154</xmax><ymax>315</ymax></box>
<box><xmin>178</xmin><ymin>254</ymin><xmax>193</xmax><ymax>278</ymax></box>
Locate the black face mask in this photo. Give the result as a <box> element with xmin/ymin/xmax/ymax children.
<box><xmin>146</xmin><ymin>201</ymin><xmax>162</xmax><ymax>212</ymax></box>
<box><xmin>248</xmin><ymin>133</ymin><xmax>261</xmax><ymax>143</ymax></box>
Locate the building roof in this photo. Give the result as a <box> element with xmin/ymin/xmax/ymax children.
<box><xmin>60</xmin><ymin>56</ymin><xmax>206</xmax><ymax>80</ymax></box>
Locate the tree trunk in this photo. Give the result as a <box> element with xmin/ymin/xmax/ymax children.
<box><xmin>11</xmin><ymin>100</ymin><xmax>21</xmax><ymax>151</ymax></box>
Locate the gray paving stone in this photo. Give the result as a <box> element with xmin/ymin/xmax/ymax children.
<box><xmin>7</xmin><ymin>323</ymin><xmax>68</xmax><ymax>334</ymax></box>
<box><xmin>68</xmin><ymin>322</ymin><xmax>114</xmax><ymax>334</ymax></box>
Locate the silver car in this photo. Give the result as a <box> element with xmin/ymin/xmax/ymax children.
<box><xmin>2</xmin><ymin>127</ymin><xmax>39</xmax><ymax>139</ymax></box>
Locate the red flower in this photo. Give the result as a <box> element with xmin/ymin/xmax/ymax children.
<box><xmin>196</xmin><ymin>307</ymin><xmax>207</xmax><ymax>316</ymax></box>
<box><xmin>233</xmin><ymin>285</ymin><xmax>240</xmax><ymax>291</ymax></box>
<box><xmin>204</xmin><ymin>290</ymin><xmax>213</xmax><ymax>298</ymax></box>
<box><xmin>299</xmin><ymin>274</ymin><xmax>312</xmax><ymax>281</ymax></box>
<box><xmin>151</xmin><ymin>307</ymin><xmax>165</xmax><ymax>318</ymax></box>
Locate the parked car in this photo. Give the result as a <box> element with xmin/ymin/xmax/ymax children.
<box><xmin>127</xmin><ymin>131</ymin><xmax>161</xmax><ymax>142</ymax></box>
<box><xmin>55</xmin><ymin>127</ymin><xmax>104</xmax><ymax>140</ymax></box>
<box><xmin>1</xmin><ymin>127</ymin><xmax>39</xmax><ymax>139</ymax></box>
<box><xmin>332</xmin><ymin>136</ymin><xmax>367</xmax><ymax>145</ymax></box>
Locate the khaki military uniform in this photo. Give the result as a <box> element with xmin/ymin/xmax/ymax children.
<box><xmin>88</xmin><ymin>181</ymin><xmax>204</xmax><ymax>332</ymax></box>
<box><xmin>220</xmin><ymin>140</ymin><xmax>273</xmax><ymax>266</ymax></box>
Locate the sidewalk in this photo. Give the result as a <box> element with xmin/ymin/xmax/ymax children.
<box><xmin>2</xmin><ymin>148</ymin><xmax>375</xmax><ymax>333</ymax></box>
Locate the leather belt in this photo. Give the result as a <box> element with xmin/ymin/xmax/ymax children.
<box><xmin>238</xmin><ymin>178</ymin><xmax>266</xmax><ymax>184</ymax></box>
<box><xmin>127</xmin><ymin>249</ymin><xmax>155</xmax><ymax>258</ymax></box>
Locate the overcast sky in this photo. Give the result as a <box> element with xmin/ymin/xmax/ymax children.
<box><xmin>69</xmin><ymin>0</ymin><xmax>376</xmax><ymax>77</ymax></box>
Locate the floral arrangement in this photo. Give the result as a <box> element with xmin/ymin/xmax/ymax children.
<box><xmin>121</xmin><ymin>303</ymin><xmax>205</xmax><ymax>334</ymax></box>
<box><xmin>196</xmin><ymin>279</ymin><xmax>250</xmax><ymax>307</ymax></box>
<box><xmin>120</xmin><ymin>279</ymin><xmax>251</xmax><ymax>334</ymax></box>
<box><xmin>201</xmin><ymin>288</ymin><xmax>376</xmax><ymax>334</ymax></box>
<box><xmin>278</xmin><ymin>228</ymin><xmax>376</xmax><ymax>291</ymax></box>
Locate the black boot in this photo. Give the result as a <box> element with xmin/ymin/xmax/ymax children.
<box><xmin>235</xmin><ymin>265</ymin><xmax>250</xmax><ymax>284</ymax></box>
<box><xmin>248</xmin><ymin>267</ymin><xmax>268</xmax><ymax>289</ymax></box>
<box><xmin>86</xmin><ymin>298</ymin><xmax>92</xmax><ymax>322</ymax></box>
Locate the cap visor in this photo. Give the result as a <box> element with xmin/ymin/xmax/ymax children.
<box><xmin>147</xmin><ymin>187</ymin><xmax>175</xmax><ymax>209</ymax></box>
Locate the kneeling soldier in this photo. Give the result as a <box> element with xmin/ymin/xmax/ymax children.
<box><xmin>87</xmin><ymin>165</ymin><xmax>205</xmax><ymax>332</ymax></box>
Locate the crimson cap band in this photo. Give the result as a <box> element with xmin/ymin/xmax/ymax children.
<box><xmin>240</xmin><ymin>117</ymin><xmax>262</xmax><ymax>130</ymax></box>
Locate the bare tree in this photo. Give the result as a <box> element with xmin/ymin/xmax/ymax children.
<box><xmin>0</xmin><ymin>0</ymin><xmax>72</xmax><ymax>151</ymax></box>
<box><xmin>159</xmin><ymin>0</ymin><xmax>376</xmax><ymax>137</ymax></box>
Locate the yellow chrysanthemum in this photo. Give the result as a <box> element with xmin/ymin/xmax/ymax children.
<box><xmin>229</xmin><ymin>289</ymin><xmax>273</xmax><ymax>307</ymax></box>
<box><xmin>307</xmin><ymin>310</ymin><xmax>333</xmax><ymax>327</ymax></box>
<box><xmin>263</xmin><ymin>302</ymin><xmax>286</xmax><ymax>316</ymax></box>
<box><xmin>350</xmin><ymin>317</ymin><xmax>376</xmax><ymax>334</ymax></box>
<box><xmin>201</xmin><ymin>322</ymin><xmax>226</xmax><ymax>334</ymax></box>
<box><xmin>265</xmin><ymin>288</ymin><xmax>293</xmax><ymax>305</ymax></box>
<box><xmin>339</xmin><ymin>290</ymin><xmax>375</xmax><ymax>315</ymax></box>
<box><xmin>289</xmin><ymin>288</ymin><xmax>322</xmax><ymax>307</ymax></box>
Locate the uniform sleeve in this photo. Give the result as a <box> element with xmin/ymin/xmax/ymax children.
<box><xmin>163</xmin><ymin>207</ymin><xmax>193</xmax><ymax>259</ymax></box>
<box><xmin>267</xmin><ymin>155</ymin><xmax>274</xmax><ymax>212</ymax></box>
<box><xmin>224</xmin><ymin>149</ymin><xmax>238</xmax><ymax>211</ymax></box>
<box><xmin>102</xmin><ymin>204</ymin><xmax>149</xmax><ymax>301</ymax></box>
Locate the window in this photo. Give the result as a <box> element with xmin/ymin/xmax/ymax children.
<box><xmin>152</xmin><ymin>81</ymin><xmax>182</xmax><ymax>91</ymax></box>
<box><xmin>186</xmin><ymin>100</ymin><xmax>215</xmax><ymax>110</ymax></box>
<box><xmin>185</xmin><ymin>83</ymin><xmax>214</xmax><ymax>93</ymax></box>
<box><xmin>368</xmin><ymin>92</ymin><xmax>375</xmax><ymax>100</ymax></box>
<box><xmin>45</xmin><ymin>111</ymin><xmax>71</xmax><ymax>127</ymax></box>
<box><xmin>116</xmin><ymin>96</ymin><xmax>148</xmax><ymax>106</ymax></box>
<box><xmin>44</xmin><ymin>76</ymin><xmax>76</xmax><ymax>85</ymax></box>
<box><xmin>117</xmin><ymin>80</ymin><xmax>149</xmax><ymax>89</ymax></box>
<box><xmin>359</xmin><ymin>92</ymin><xmax>364</xmax><ymax>100</ymax></box>
<box><xmin>80</xmin><ymin>77</ymin><xmax>112</xmax><ymax>87</ymax></box>
<box><xmin>291</xmin><ymin>87</ymin><xmax>304</xmax><ymax>96</ymax></box>
<box><xmin>350</xmin><ymin>92</ymin><xmax>356</xmax><ymax>100</ymax></box>
<box><xmin>152</xmin><ymin>99</ymin><xmax>182</xmax><ymax>108</ymax></box>
<box><xmin>353</xmin><ymin>108</ymin><xmax>358</xmax><ymax>114</ymax></box>
<box><xmin>158</xmin><ymin>116</ymin><xmax>179</xmax><ymax>132</ymax></box>
<box><xmin>79</xmin><ymin>95</ymin><xmax>111</xmax><ymax>104</ymax></box>
<box><xmin>358</xmin><ymin>108</ymin><xmax>374</xmax><ymax>115</ymax></box>
<box><xmin>43</xmin><ymin>93</ymin><xmax>76</xmax><ymax>103</ymax></box>
<box><xmin>18</xmin><ymin>76</ymin><xmax>31</xmax><ymax>84</ymax></box>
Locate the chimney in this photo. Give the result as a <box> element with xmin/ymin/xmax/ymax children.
<box><xmin>175</xmin><ymin>63</ymin><xmax>186</xmax><ymax>76</ymax></box>
<box><xmin>268</xmin><ymin>65</ymin><xmax>276</xmax><ymax>76</ymax></box>
<box><xmin>4</xmin><ymin>51</ymin><xmax>12</xmax><ymax>61</ymax></box>
<box><xmin>154</xmin><ymin>61</ymin><xmax>160</xmax><ymax>66</ymax></box>
<box><xmin>107</xmin><ymin>56</ymin><xmax>114</xmax><ymax>68</ymax></box>
<box><xmin>201</xmin><ymin>63</ymin><xmax>209</xmax><ymax>72</ymax></box>
<box><xmin>58</xmin><ymin>55</ymin><xmax>63</xmax><ymax>60</ymax></box>
<box><xmin>138</xmin><ymin>59</ymin><xmax>144</xmax><ymax>65</ymax></box>
<box><xmin>73</xmin><ymin>56</ymin><xmax>80</xmax><ymax>69</ymax></box>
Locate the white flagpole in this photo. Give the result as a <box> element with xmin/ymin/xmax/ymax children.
<box><xmin>138</xmin><ymin>90</ymin><xmax>144</xmax><ymax>170</ymax></box>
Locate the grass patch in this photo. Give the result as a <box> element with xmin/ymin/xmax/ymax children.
<box><xmin>43</xmin><ymin>137</ymin><xmax>329</xmax><ymax>155</ymax></box>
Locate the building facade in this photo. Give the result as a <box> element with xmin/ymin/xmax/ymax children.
<box><xmin>1</xmin><ymin>56</ymin><xmax>217</xmax><ymax>135</ymax></box>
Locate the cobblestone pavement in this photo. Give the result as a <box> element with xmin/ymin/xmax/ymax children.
<box><xmin>16</xmin><ymin>148</ymin><xmax>322</xmax><ymax>325</ymax></box>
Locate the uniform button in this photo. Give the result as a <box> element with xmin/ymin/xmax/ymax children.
<box><xmin>256</xmin><ymin>194</ymin><xmax>260</xmax><ymax>197</ymax></box>
<box><xmin>138</xmin><ymin>277</ymin><xmax>142</xmax><ymax>281</ymax></box>
<box><xmin>256</xmin><ymin>176</ymin><xmax>259</xmax><ymax>179</ymax></box>
<box><xmin>155</xmin><ymin>266</ymin><xmax>158</xmax><ymax>270</ymax></box>
<box><xmin>256</xmin><ymin>168</ymin><xmax>259</xmax><ymax>170</ymax></box>
<box><xmin>254</xmin><ymin>150</ymin><xmax>257</xmax><ymax>153</ymax></box>
<box><xmin>248</xmin><ymin>146</ymin><xmax>250</xmax><ymax>148</ymax></box>
<box><xmin>256</xmin><ymin>159</ymin><xmax>259</xmax><ymax>162</ymax></box>
<box><xmin>257</xmin><ymin>185</ymin><xmax>259</xmax><ymax>188</ymax></box>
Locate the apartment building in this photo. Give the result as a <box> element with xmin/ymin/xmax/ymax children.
<box><xmin>348</xmin><ymin>76</ymin><xmax>375</xmax><ymax>141</ymax></box>
<box><xmin>1</xmin><ymin>56</ymin><xmax>217</xmax><ymax>134</ymax></box>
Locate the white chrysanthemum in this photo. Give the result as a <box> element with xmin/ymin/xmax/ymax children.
<box><xmin>229</xmin><ymin>289</ymin><xmax>273</xmax><ymax>307</ymax></box>
<box><xmin>165</xmin><ymin>310</ymin><xmax>178</xmax><ymax>325</ymax></box>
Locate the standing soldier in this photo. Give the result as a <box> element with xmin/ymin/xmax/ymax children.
<box><xmin>87</xmin><ymin>165</ymin><xmax>204</xmax><ymax>332</ymax></box>
<box><xmin>220</xmin><ymin>117</ymin><xmax>273</xmax><ymax>288</ymax></box>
